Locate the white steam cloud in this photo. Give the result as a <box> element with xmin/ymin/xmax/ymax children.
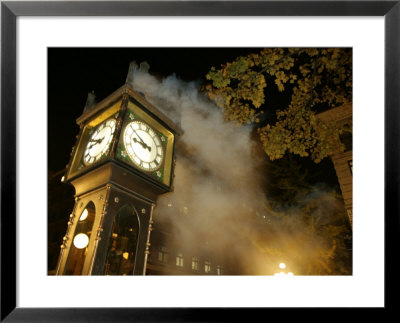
<box><xmin>130</xmin><ymin>69</ymin><xmax>268</xmax><ymax>274</ymax></box>
<box><xmin>129</xmin><ymin>68</ymin><xmax>351</xmax><ymax>275</ymax></box>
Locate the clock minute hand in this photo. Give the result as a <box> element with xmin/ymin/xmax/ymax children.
<box><xmin>132</xmin><ymin>130</ymin><xmax>151</xmax><ymax>151</ymax></box>
<box><xmin>132</xmin><ymin>130</ymin><xmax>146</xmax><ymax>144</ymax></box>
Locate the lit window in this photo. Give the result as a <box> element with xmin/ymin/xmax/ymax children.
<box><xmin>216</xmin><ymin>265</ymin><xmax>223</xmax><ymax>275</ymax></box>
<box><xmin>176</xmin><ymin>253</ymin><xmax>184</xmax><ymax>267</ymax></box>
<box><xmin>158</xmin><ymin>246</ymin><xmax>169</xmax><ymax>264</ymax></box>
<box><xmin>205</xmin><ymin>261</ymin><xmax>211</xmax><ymax>273</ymax></box>
<box><xmin>192</xmin><ymin>257</ymin><xmax>199</xmax><ymax>270</ymax></box>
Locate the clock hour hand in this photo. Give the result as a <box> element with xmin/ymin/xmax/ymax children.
<box><xmin>132</xmin><ymin>131</ymin><xmax>151</xmax><ymax>151</ymax></box>
<box><xmin>89</xmin><ymin>137</ymin><xmax>104</xmax><ymax>143</ymax></box>
<box><xmin>88</xmin><ymin>137</ymin><xmax>104</xmax><ymax>149</ymax></box>
<box><xmin>133</xmin><ymin>137</ymin><xmax>151</xmax><ymax>152</ymax></box>
<box><xmin>88</xmin><ymin>143</ymin><xmax>97</xmax><ymax>150</ymax></box>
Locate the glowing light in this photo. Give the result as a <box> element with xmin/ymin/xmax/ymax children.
<box><xmin>274</xmin><ymin>272</ymin><xmax>285</xmax><ymax>276</ymax></box>
<box><xmin>79</xmin><ymin>209</ymin><xmax>89</xmax><ymax>221</ymax></box>
<box><xmin>123</xmin><ymin>252</ymin><xmax>129</xmax><ymax>260</ymax></box>
<box><xmin>61</xmin><ymin>176</ymin><xmax>65</xmax><ymax>182</ymax></box>
<box><xmin>279</xmin><ymin>262</ymin><xmax>286</xmax><ymax>269</ymax></box>
<box><xmin>73</xmin><ymin>233</ymin><xmax>89</xmax><ymax>249</ymax></box>
<box><xmin>274</xmin><ymin>271</ymin><xmax>294</xmax><ymax>277</ymax></box>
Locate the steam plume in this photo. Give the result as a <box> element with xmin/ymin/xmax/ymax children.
<box><xmin>128</xmin><ymin>67</ymin><xmax>351</xmax><ymax>275</ymax></box>
<box><xmin>129</xmin><ymin>68</ymin><xmax>268</xmax><ymax>273</ymax></box>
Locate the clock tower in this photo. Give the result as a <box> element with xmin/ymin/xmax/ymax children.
<box><xmin>56</xmin><ymin>62</ymin><xmax>182</xmax><ymax>275</ymax></box>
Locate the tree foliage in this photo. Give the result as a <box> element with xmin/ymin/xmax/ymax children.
<box><xmin>205</xmin><ymin>48</ymin><xmax>352</xmax><ymax>163</ymax></box>
<box><xmin>205</xmin><ymin>49</ymin><xmax>353</xmax><ymax>274</ymax></box>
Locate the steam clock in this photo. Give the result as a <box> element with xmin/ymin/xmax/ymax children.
<box><xmin>56</xmin><ymin>63</ymin><xmax>182</xmax><ymax>275</ymax></box>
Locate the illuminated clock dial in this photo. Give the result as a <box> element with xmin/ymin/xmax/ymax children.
<box><xmin>123</xmin><ymin>120</ymin><xmax>164</xmax><ymax>171</ymax></box>
<box><xmin>83</xmin><ymin>118</ymin><xmax>116</xmax><ymax>165</ymax></box>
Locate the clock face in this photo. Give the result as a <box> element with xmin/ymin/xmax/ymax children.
<box><xmin>123</xmin><ymin>120</ymin><xmax>164</xmax><ymax>171</ymax></box>
<box><xmin>83</xmin><ymin>118</ymin><xmax>116</xmax><ymax>165</ymax></box>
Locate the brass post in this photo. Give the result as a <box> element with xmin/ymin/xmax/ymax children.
<box><xmin>142</xmin><ymin>203</ymin><xmax>155</xmax><ymax>275</ymax></box>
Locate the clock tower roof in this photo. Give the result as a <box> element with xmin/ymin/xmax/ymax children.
<box><xmin>76</xmin><ymin>82</ymin><xmax>183</xmax><ymax>136</ymax></box>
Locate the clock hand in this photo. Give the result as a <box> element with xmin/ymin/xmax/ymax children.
<box><xmin>89</xmin><ymin>137</ymin><xmax>104</xmax><ymax>144</ymax></box>
<box><xmin>88</xmin><ymin>142</ymin><xmax>98</xmax><ymax>150</ymax></box>
<box><xmin>132</xmin><ymin>130</ymin><xmax>146</xmax><ymax>144</ymax></box>
<box><xmin>132</xmin><ymin>131</ymin><xmax>151</xmax><ymax>151</ymax></box>
<box><xmin>88</xmin><ymin>137</ymin><xmax>105</xmax><ymax>149</ymax></box>
<box><xmin>133</xmin><ymin>137</ymin><xmax>151</xmax><ymax>152</ymax></box>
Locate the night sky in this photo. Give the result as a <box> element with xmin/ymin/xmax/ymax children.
<box><xmin>48</xmin><ymin>47</ymin><xmax>340</xmax><ymax>190</ymax></box>
<box><xmin>48</xmin><ymin>47</ymin><xmax>264</xmax><ymax>173</ymax></box>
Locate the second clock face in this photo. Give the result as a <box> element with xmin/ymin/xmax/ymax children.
<box><xmin>83</xmin><ymin>118</ymin><xmax>116</xmax><ymax>165</ymax></box>
<box><xmin>123</xmin><ymin>120</ymin><xmax>164</xmax><ymax>171</ymax></box>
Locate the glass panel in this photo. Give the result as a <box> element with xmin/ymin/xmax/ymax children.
<box><xmin>192</xmin><ymin>257</ymin><xmax>199</xmax><ymax>270</ymax></box>
<box><xmin>176</xmin><ymin>253</ymin><xmax>184</xmax><ymax>267</ymax></box>
<box><xmin>104</xmin><ymin>205</ymin><xmax>139</xmax><ymax>275</ymax></box>
<box><xmin>158</xmin><ymin>246</ymin><xmax>169</xmax><ymax>264</ymax></box>
<box><xmin>65</xmin><ymin>202</ymin><xmax>95</xmax><ymax>275</ymax></box>
<box><xmin>205</xmin><ymin>261</ymin><xmax>211</xmax><ymax>273</ymax></box>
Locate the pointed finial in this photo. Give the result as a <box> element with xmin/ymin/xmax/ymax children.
<box><xmin>83</xmin><ymin>90</ymin><xmax>96</xmax><ymax>113</ymax></box>
<box><xmin>126</xmin><ymin>61</ymin><xmax>138</xmax><ymax>84</ymax></box>
<box><xmin>139</xmin><ymin>61</ymin><xmax>150</xmax><ymax>73</ymax></box>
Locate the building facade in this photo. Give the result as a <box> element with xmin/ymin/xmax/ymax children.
<box><xmin>317</xmin><ymin>103</ymin><xmax>353</xmax><ymax>226</ymax></box>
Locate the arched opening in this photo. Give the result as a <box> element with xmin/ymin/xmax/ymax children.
<box><xmin>65</xmin><ymin>201</ymin><xmax>96</xmax><ymax>275</ymax></box>
<box><xmin>104</xmin><ymin>204</ymin><xmax>139</xmax><ymax>275</ymax></box>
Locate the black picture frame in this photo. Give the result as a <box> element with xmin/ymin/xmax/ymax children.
<box><xmin>1</xmin><ymin>1</ymin><xmax>398</xmax><ymax>321</ymax></box>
